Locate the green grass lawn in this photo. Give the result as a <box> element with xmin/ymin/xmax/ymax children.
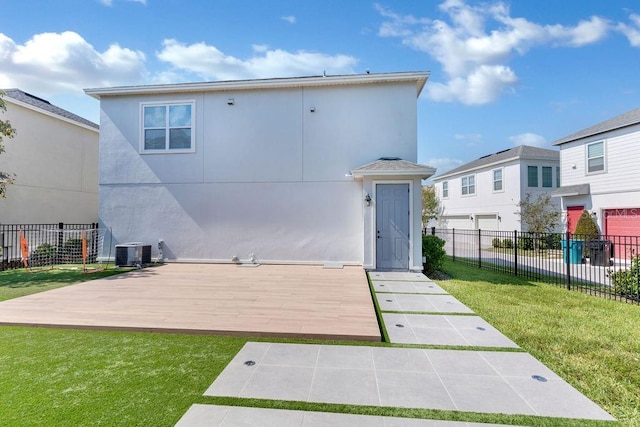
<box><xmin>437</xmin><ymin>258</ymin><xmax>640</xmax><ymax>427</ymax></box>
<box><xmin>0</xmin><ymin>262</ymin><xmax>636</xmax><ymax>426</ymax></box>
<box><xmin>0</xmin><ymin>265</ymin><xmax>133</xmax><ymax>301</ymax></box>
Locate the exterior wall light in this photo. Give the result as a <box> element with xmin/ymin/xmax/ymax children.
<box><xmin>364</xmin><ymin>193</ymin><xmax>372</xmax><ymax>206</ymax></box>
<box><xmin>227</xmin><ymin>98</ymin><xmax>235</xmax><ymax>105</ymax></box>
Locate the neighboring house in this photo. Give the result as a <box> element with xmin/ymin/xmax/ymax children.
<box><xmin>431</xmin><ymin>145</ymin><xmax>560</xmax><ymax>232</ymax></box>
<box><xmin>85</xmin><ymin>72</ymin><xmax>435</xmax><ymax>271</ymax></box>
<box><xmin>0</xmin><ymin>89</ymin><xmax>99</xmax><ymax>223</ymax></box>
<box><xmin>551</xmin><ymin>107</ymin><xmax>640</xmax><ymax>240</ymax></box>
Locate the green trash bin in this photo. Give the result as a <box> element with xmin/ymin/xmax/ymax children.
<box><xmin>561</xmin><ymin>239</ymin><xmax>584</xmax><ymax>264</ymax></box>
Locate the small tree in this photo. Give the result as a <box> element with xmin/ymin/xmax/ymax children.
<box><xmin>422</xmin><ymin>234</ymin><xmax>446</xmax><ymax>275</ymax></box>
<box><xmin>573</xmin><ymin>210</ymin><xmax>599</xmax><ymax>238</ymax></box>
<box><xmin>516</xmin><ymin>193</ymin><xmax>560</xmax><ymax>234</ymax></box>
<box><xmin>421</xmin><ymin>185</ymin><xmax>441</xmax><ymax>227</ymax></box>
<box><xmin>574</xmin><ymin>209</ymin><xmax>600</xmax><ymax>257</ymax></box>
<box><xmin>0</xmin><ymin>91</ymin><xmax>17</xmax><ymax>198</ymax></box>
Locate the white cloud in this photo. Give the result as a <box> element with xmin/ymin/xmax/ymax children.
<box><xmin>425</xmin><ymin>157</ymin><xmax>464</xmax><ymax>174</ymax></box>
<box><xmin>617</xmin><ymin>13</ymin><xmax>640</xmax><ymax>47</ymax></box>
<box><xmin>0</xmin><ymin>31</ymin><xmax>147</xmax><ymax>95</ymax></box>
<box><xmin>427</xmin><ymin>64</ymin><xmax>517</xmax><ymax>105</ymax></box>
<box><xmin>546</xmin><ymin>16</ymin><xmax>610</xmax><ymax>47</ymax></box>
<box><xmin>377</xmin><ymin>0</ymin><xmax>612</xmax><ymax>105</ymax></box>
<box><xmin>282</xmin><ymin>15</ymin><xmax>296</xmax><ymax>24</ymax></box>
<box><xmin>99</xmin><ymin>0</ymin><xmax>147</xmax><ymax>6</ymax></box>
<box><xmin>156</xmin><ymin>39</ymin><xmax>357</xmax><ymax>80</ymax></box>
<box><xmin>509</xmin><ymin>132</ymin><xmax>548</xmax><ymax>148</ymax></box>
<box><xmin>454</xmin><ymin>132</ymin><xmax>482</xmax><ymax>144</ymax></box>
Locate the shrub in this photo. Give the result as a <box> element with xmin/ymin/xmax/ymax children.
<box><xmin>62</xmin><ymin>238</ymin><xmax>83</xmax><ymax>263</ymax></box>
<box><xmin>517</xmin><ymin>234</ymin><xmax>534</xmax><ymax>250</ymax></box>
<box><xmin>502</xmin><ymin>238</ymin><xmax>514</xmax><ymax>249</ymax></box>
<box><xmin>574</xmin><ymin>210</ymin><xmax>600</xmax><ymax>257</ymax></box>
<box><xmin>423</xmin><ymin>234</ymin><xmax>446</xmax><ymax>275</ymax></box>
<box><xmin>543</xmin><ymin>233</ymin><xmax>562</xmax><ymax>250</ymax></box>
<box><xmin>608</xmin><ymin>255</ymin><xmax>640</xmax><ymax>301</ymax></box>
<box><xmin>492</xmin><ymin>237</ymin><xmax>502</xmax><ymax>248</ymax></box>
<box><xmin>30</xmin><ymin>243</ymin><xmax>57</xmax><ymax>266</ymax></box>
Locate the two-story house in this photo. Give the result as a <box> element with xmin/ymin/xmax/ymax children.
<box><xmin>85</xmin><ymin>72</ymin><xmax>435</xmax><ymax>271</ymax></box>
<box><xmin>432</xmin><ymin>145</ymin><xmax>560</xmax><ymax>232</ymax></box>
<box><xmin>0</xmin><ymin>89</ymin><xmax>99</xmax><ymax>223</ymax></box>
<box><xmin>552</xmin><ymin>107</ymin><xmax>640</xmax><ymax>242</ymax></box>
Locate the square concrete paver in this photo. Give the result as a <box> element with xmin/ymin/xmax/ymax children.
<box><xmin>176</xmin><ymin>404</ymin><xmax>522</xmax><ymax>426</ymax></box>
<box><xmin>377</xmin><ymin>293</ymin><xmax>474</xmax><ymax>314</ymax></box>
<box><xmin>372</xmin><ymin>280</ymin><xmax>448</xmax><ymax>294</ymax></box>
<box><xmin>369</xmin><ymin>272</ymin><xmax>432</xmax><ymax>282</ymax></box>
<box><xmin>383</xmin><ymin>313</ymin><xmax>519</xmax><ymax>348</ymax></box>
<box><xmin>204</xmin><ymin>342</ymin><xmax>614</xmax><ymax>421</ymax></box>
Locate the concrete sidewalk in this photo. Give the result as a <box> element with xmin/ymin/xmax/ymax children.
<box><xmin>176</xmin><ymin>271</ymin><xmax>615</xmax><ymax>426</ymax></box>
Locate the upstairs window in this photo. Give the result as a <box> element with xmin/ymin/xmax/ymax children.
<box><xmin>461</xmin><ymin>175</ymin><xmax>475</xmax><ymax>195</ymax></box>
<box><xmin>587</xmin><ymin>141</ymin><xmax>605</xmax><ymax>173</ymax></box>
<box><xmin>493</xmin><ymin>168</ymin><xmax>503</xmax><ymax>192</ymax></box>
<box><xmin>527</xmin><ymin>166</ymin><xmax>538</xmax><ymax>187</ymax></box>
<box><xmin>542</xmin><ymin>166</ymin><xmax>553</xmax><ymax>187</ymax></box>
<box><xmin>442</xmin><ymin>181</ymin><xmax>449</xmax><ymax>198</ymax></box>
<box><xmin>141</xmin><ymin>102</ymin><xmax>194</xmax><ymax>153</ymax></box>
<box><xmin>556</xmin><ymin>166</ymin><xmax>560</xmax><ymax>187</ymax></box>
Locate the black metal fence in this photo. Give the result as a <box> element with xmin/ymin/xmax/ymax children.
<box><xmin>1</xmin><ymin>223</ymin><xmax>99</xmax><ymax>271</ymax></box>
<box><xmin>428</xmin><ymin>228</ymin><xmax>640</xmax><ymax>304</ymax></box>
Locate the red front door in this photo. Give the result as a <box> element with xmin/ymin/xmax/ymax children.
<box><xmin>567</xmin><ymin>206</ymin><xmax>584</xmax><ymax>234</ymax></box>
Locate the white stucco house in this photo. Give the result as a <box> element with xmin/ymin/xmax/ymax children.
<box><xmin>85</xmin><ymin>72</ymin><xmax>435</xmax><ymax>271</ymax></box>
<box><xmin>431</xmin><ymin>145</ymin><xmax>560</xmax><ymax>232</ymax></box>
<box><xmin>551</xmin><ymin>106</ymin><xmax>640</xmax><ymax>241</ymax></box>
<box><xmin>0</xmin><ymin>89</ymin><xmax>99</xmax><ymax>223</ymax></box>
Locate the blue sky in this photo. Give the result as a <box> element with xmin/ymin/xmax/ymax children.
<box><xmin>1</xmin><ymin>0</ymin><xmax>639</xmax><ymax>176</ymax></box>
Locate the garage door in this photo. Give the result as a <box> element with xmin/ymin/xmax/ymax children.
<box><xmin>476</xmin><ymin>214</ymin><xmax>499</xmax><ymax>231</ymax></box>
<box><xmin>443</xmin><ymin>215</ymin><xmax>472</xmax><ymax>230</ymax></box>
<box><xmin>605</xmin><ymin>208</ymin><xmax>640</xmax><ymax>259</ymax></box>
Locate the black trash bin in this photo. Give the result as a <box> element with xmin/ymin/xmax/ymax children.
<box><xmin>588</xmin><ymin>240</ymin><xmax>612</xmax><ymax>266</ymax></box>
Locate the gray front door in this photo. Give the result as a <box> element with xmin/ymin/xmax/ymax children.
<box><xmin>376</xmin><ymin>184</ymin><xmax>410</xmax><ymax>271</ymax></box>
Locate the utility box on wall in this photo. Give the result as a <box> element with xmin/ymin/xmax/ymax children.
<box><xmin>115</xmin><ymin>242</ymin><xmax>151</xmax><ymax>267</ymax></box>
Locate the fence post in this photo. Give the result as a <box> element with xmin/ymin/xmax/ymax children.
<box><xmin>514</xmin><ymin>230</ymin><xmax>518</xmax><ymax>277</ymax></box>
<box><xmin>565</xmin><ymin>230</ymin><xmax>571</xmax><ymax>291</ymax></box>
<box><xmin>452</xmin><ymin>229</ymin><xmax>456</xmax><ymax>262</ymax></box>
<box><xmin>57</xmin><ymin>222</ymin><xmax>64</xmax><ymax>265</ymax></box>
<box><xmin>478</xmin><ymin>228</ymin><xmax>482</xmax><ymax>269</ymax></box>
<box><xmin>431</xmin><ymin>227</ymin><xmax>435</xmax><ymax>236</ymax></box>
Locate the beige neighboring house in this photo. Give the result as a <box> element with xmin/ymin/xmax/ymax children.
<box><xmin>0</xmin><ymin>89</ymin><xmax>99</xmax><ymax>223</ymax></box>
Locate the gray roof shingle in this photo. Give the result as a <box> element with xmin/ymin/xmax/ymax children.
<box><xmin>2</xmin><ymin>89</ymin><xmax>98</xmax><ymax>129</ymax></box>
<box><xmin>552</xmin><ymin>107</ymin><xmax>640</xmax><ymax>145</ymax></box>
<box><xmin>352</xmin><ymin>158</ymin><xmax>436</xmax><ymax>178</ymax></box>
<box><xmin>432</xmin><ymin>145</ymin><xmax>558</xmax><ymax>180</ymax></box>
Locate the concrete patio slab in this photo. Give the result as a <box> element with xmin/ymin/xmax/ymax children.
<box><xmin>204</xmin><ymin>342</ymin><xmax>614</xmax><ymax>421</ymax></box>
<box><xmin>377</xmin><ymin>293</ymin><xmax>474</xmax><ymax>313</ymax></box>
<box><xmin>372</xmin><ymin>281</ymin><xmax>448</xmax><ymax>294</ymax></box>
<box><xmin>383</xmin><ymin>313</ymin><xmax>519</xmax><ymax>347</ymax></box>
<box><xmin>0</xmin><ymin>264</ymin><xmax>380</xmax><ymax>341</ymax></box>
<box><xmin>176</xmin><ymin>404</ymin><xmax>522</xmax><ymax>426</ymax></box>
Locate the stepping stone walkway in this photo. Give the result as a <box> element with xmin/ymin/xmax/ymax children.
<box><xmin>176</xmin><ymin>271</ymin><xmax>615</xmax><ymax>426</ymax></box>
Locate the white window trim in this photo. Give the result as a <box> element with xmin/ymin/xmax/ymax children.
<box><xmin>442</xmin><ymin>181</ymin><xmax>449</xmax><ymax>199</ymax></box>
<box><xmin>140</xmin><ymin>100</ymin><xmax>196</xmax><ymax>154</ymax></box>
<box><xmin>586</xmin><ymin>140</ymin><xmax>606</xmax><ymax>175</ymax></box>
<box><xmin>461</xmin><ymin>174</ymin><xmax>476</xmax><ymax>196</ymax></box>
<box><xmin>492</xmin><ymin>168</ymin><xmax>504</xmax><ymax>193</ymax></box>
